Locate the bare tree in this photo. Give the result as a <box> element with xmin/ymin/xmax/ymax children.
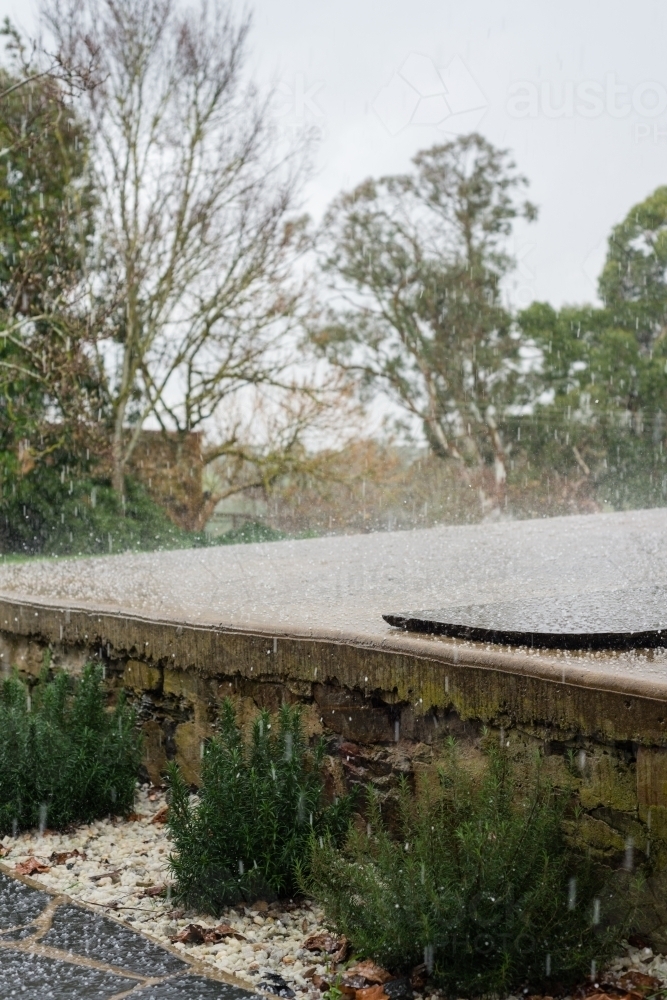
<box><xmin>44</xmin><ymin>0</ymin><xmax>318</xmax><ymax>496</ymax></box>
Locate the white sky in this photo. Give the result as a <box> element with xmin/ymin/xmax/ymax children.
<box><xmin>240</xmin><ymin>0</ymin><xmax>667</xmax><ymax>311</ymax></box>
<box><xmin>4</xmin><ymin>0</ymin><xmax>667</xmax><ymax>311</ymax></box>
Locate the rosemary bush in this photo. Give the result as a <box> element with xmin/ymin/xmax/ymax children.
<box><xmin>167</xmin><ymin>700</ymin><xmax>354</xmax><ymax>913</ymax></box>
<box><xmin>305</xmin><ymin>741</ymin><xmax>635</xmax><ymax>997</ymax></box>
<box><xmin>0</xmin><ymin>664</ymin><xmax>141</xmax><ymax>834</ymax></box>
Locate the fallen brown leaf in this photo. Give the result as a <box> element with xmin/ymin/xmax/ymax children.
<box><xmin>619</xmin><ymin>973</ymin><xmax>662</xmax><ymax>996</ymax></box>
<box><xmin>49</xmin><ymin>849</ymin><xmax>86</xmax><ymax>866</ymax></box>
<box><xmin>126</xmin><ymin>812</ymin><xmax>145</xmax><ymax>822</ymax></box>
<box><xmin>151</xmin><ymin>805</ymin><xmax>169</xmax><ymax>824</ymax></box>
<box><xmin>139</xmin><ymin>884</ymin><xmax>166</xmax><ymax>898</ymax></box>
<box><xmin>357</xmin><ymin>986</ymin><xmax>389</xmax><ymax>1000</ymax></box>
<box><xmin>303</xmin><ymin>932</ymin><xmax>340</xmax><ymax>953</ymax></box>
<box><xmin>410</xmin><ymin>963</ymin><xmax>428</xmax><ymax>990</ymax></box>
<box><xmin>346</xmin><ymin>961</ymin><xmax>393</xmax><ymax>985</ymax></box>
<box><xmin>14</xmin><ymin>857</ymin><xmax>50</xmax><ymax>876</ymax></box>
<box><xmin>0</xmin><ymin>845</ymin><xmax>9</xmax><ymax>858</ymax></box>
<box><xmin>312</xmin><ymin>975</ymin><xmax>330</xmax><ymax>992</ymax></box>
<box><xmin>332</xmin><ymin>935</ymin><xmax>350</xmax><ymax>963</ymax></box>
<box><xmin>169</xmin><ymin>923</ymin><xmax>246</xmax><ymax>944</ymax></box>
<box><xmin>341</xmin><ymin>976</ymin><xmax>370</xmax><ymax>997</ymax></box>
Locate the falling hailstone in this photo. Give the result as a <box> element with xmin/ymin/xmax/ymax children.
<box><xmin>423</xmin><ymin>944</ymin><xmax>434</xmax><ymax>975</ymax></box>
<box><xmin>12</xmin><ymin>818</ymin><xmax>18</xmax><ymax>838</ymax></box>
<box><xmin>593</xmin><ymin>898</ymin><xmax>600</xmax><ymax>925</ymax></box>
<box><xmin>238</xmin><ymin>860</ymin><xmax>244</xmax><ymax>875</ymax></box>
<box><xmin>39</xmin><ymin>803</ymin><xmax>48</xmax><ymax>836</ymax></box>
<box><xmin>284</xmin><ymin>733</ymin><xmax>293</xmax><ymax>762</ymax></box>
<box><xmin>394</xmin><ymin>720</ymin><xmax>400</xmax><ymax>742</ymax></box>
<box><xmin>568</xmin><ymin>876</ymin><xmax>577</xmax><ymax>910</ymax></box>
<box><xmin>545</xmin><ymin>953</ymin><xmax>551</xmax><ymax>977</ymax></box>
<box><xmin>624</xmin><ymin>836</ymin><xmax>634</xmax><ymax>871</ymax></box>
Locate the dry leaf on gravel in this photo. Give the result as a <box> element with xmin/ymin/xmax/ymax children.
<box><xmin>14</xmin><ymin>857</ymin><xmax>50</xmax><ymax>875</ymax></box>
<box><xmin>0</xmin><ymin>845</ymin><xmax>8</xmax><ymax>858</ymax></box>
<box><xmin>49</xmin><ymin>849</ymin><xmax>86</xmax><ymax>866</ymax></box>
<box><xmin>170</xmin><ymin>923</ymin><xmax>246</xmax><ymax>944</ymax></box>
<box><xmin>345</xmin><ymin>961</ymin><xmax>393</xmax><ymax>985</ymax></box>
<box><xmin>356</xmin><ymin>986</ymin><xmax>389</xmax><ymax>1000</ymax></box>
<box><xmin>139</xmin><ymin>884</ymin><xmax>166</xmax><ymax>898</ymax></box>
<box><xmin>126</xmin><ymin>812</ymin><xmax>145</xmax><ymax>822</ymax></box>
<box><xmin>618</xmin><ymin>973</ymin><xmax>663</xmax><ymax>995</ymax></box>
<box><xmin>151</xmin><ymin>805</ymin><xmax>169</xmax><ymax>824</ymax></box>
<box><xmin>312</xmin><ymin>975</ymin><xmax>330</xmax><ymax>992</ymax></box>
<box><xmin>303</xmin><ymin>932</ymin><xmax>340</xmax><ymax>953</ymax></box>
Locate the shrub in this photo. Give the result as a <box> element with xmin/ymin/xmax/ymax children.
<box><xmin>0</xmin><ymin>663</ymin><xmax>142</xmax><ymax>834</ymax></box>
<box><xmin>167</xmin><ymin>700</ymin><xmax>354</xmax><ymax>913</ymax></box>
<box><xmin>304</xmin><ymin>740</ymin><xmax>636</xmax><ymax>997</ymax></box>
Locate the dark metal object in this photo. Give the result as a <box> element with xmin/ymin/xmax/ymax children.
<box><xmin>383</xmin><ymin>586</ymin><xmax>667</xmax><ymax>650</ymax></box>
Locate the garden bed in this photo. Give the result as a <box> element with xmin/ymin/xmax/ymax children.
<box><xmin>0</xmin><ymin>784</ymin><xmax>336</xmax><ymax>998</ymax></box>
<box><xmin>3</xmin><ymin>784</ymin><xmax>667</xmax><ymax>1000</ymax></box>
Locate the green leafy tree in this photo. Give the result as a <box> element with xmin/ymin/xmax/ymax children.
<box><xmin>0</xmin><ymin>26</ymin><xmax>104</xmax><ymax>545</ymax></box>
<box><xmin>313</xmin><ymin>134</ymin><xmax>537</xmax><ymax>496</ymax></box>
<box><xmin>599</xmin><ymin>186</ymin><xmax>667</xmax><ymax>351</ymax></box>
<box><xmin>514</xmin><ymin>298</ymin><xmax>667</xmax><ymax>510</ymax></box>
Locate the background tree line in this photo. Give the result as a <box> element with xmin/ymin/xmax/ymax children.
<box><xmin>2</xmin><ymin>0</ymin><xmax>667</xmax><ymax>555</ymax></box>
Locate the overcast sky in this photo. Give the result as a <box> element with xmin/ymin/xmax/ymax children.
<box><xmin>5</xmin><ymin>0</ymin><xmax>667</xmax><ymax>310</ymax></box>
<box><xmin>240</xmin><ymin>0</ymin><xmax>667</xmax><ymax>311</ymax></box>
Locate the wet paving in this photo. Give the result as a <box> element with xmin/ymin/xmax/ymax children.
<box><xmin>3</xmin><ymin>506</ymin><xmax>667</xmax><ymax>693</ymax></box>
<box><xmin>0</xmin><ymin>868</ymin><xmax>260</xmax><ymax>999</ymax></box>
<box><xmin>384</xmin><ymin>584</ymin><xmax>667</xmax><ymax>649</ymax></box>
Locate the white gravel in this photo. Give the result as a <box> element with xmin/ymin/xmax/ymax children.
<box><xmin>0</xmin><ymin>784</ymin><xmax>331</xmax><ymax>997</ymax></box>
<box><xmin>3</xmin><ymin>784</ymin><xmax>667</xmax><ymax>1000</ymax></box>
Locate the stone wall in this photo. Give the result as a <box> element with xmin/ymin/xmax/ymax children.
<box><xmin>2</xmin><ymin>598</ymin><xmax>667</xmax><ymax>943</ymax></box>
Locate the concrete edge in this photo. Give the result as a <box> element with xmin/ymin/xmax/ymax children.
<box><xmin>2</xmin><ymin>592</ymin><xmax>667</xmax><ymax>705</ymax></box>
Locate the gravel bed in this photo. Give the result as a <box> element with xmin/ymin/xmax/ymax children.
<box><xmin>0</xmin><ymin>785</ymin><xmax>331</xmax><ymax>997</ymax></box>
<box><xmin>3</xmin><ymin>784</ymin><xmax>667</xmax><ymax>1000</ymax></box>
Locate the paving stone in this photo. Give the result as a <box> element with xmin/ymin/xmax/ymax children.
<box><xmin>129</xmin><ymin>973</ymin><xmax>260</xmax><ymax>999</ymax></box>
<box><xmin>41</xmin><ymin>902</ymin><xmax>187</xmax><ymax>976</ymax></box>
<box><xmin>0</xmin><ymin>871</ymin><xmax>50</xmax><ymax>929</ymax></box>
<box><xmin>384</xmin><ymin>585</ymin><xmax>667</xmax><ymax>649</ymax></box>
<box><xmin>0</xmin><ymin>949</ymin><xmax>136</xmax><ymax>998</ymax></box>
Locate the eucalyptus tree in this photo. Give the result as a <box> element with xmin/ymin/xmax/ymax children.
<box><xmin>45</xmin><ymin>0</ymin><xmax>317</xmax><ymax>496</ymax></box>
<box><xmin>599</xmin><ymin>185</ymin><xmax>667</xmax><ymax>352</ymax></box>
<box><xmin>312</xmin><ymin>134</ymin><xmax>537</xmax><ymax>492</ymax></box>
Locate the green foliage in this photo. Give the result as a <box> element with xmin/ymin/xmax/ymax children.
<box><xmin>514</xmin><ymin>302</ymin><xmax>667</xmax><ymax>510</ymax></box>
<box><xmin>218</xmin><ymin>521</ymin><xmax>286</xmax><ymax>545</ymax></box>
<box><xmin>167</xmin><ymin>700</ymin><xmax>355</xmax><ymax>913</ymax></box>
<box><xmin>0</xmin><ymin>473</ymin><xmax>211</xmax><ymax>556</ymax></box>
<box><xmin>0</xmin><ymin>663</ymin><xmax>142</xmax><ymax>834</ymax></box>
<box><xmin>305</xmin><ymin>742</ymin><xmax>635</xmax><ymax>997</ymax></box>
<box><xmin>315</xmin><ymin>134</ymin><xmax>537</xmax><ymax>471</ymax></box>
<box><xmin>598</xmin><ymin>185</ymin><xmax>667</xmax><ymax>351</ymax></box>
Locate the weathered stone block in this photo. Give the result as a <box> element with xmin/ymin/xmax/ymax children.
<box><xmin>123</xmin><ymin>659</ymin><xmax>162</xmax><ymax>693</ymax></box>
<box><xmin>174</xmin><ymin>721</ymin><xmax>211</xmax><ymax>785</ymax></box>
<box><xmin>637</xmin><ymin>747</ymin><xmax>667</xmax><ymax>808</ymax></box>
<box><xmin>164</xmin><ymin>668</ymin><xmax>211</xmax><ymax>703</ymax></box>
<box><xmin>578</xmin><ymin>751</ymin><xmax>637</xmax><ymax>813</ymax></box>
<box><xmin>141</xmin><ymin>720</ymin><xmax>168</xmax><ymax>786</ymax></box>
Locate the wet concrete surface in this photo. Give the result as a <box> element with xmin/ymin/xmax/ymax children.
<box><xmin>0</xmin><ymin>868</ymin><xmax>259</xmax><ymax>999</ymax></box>
<box><xmin>2</xmin><ymin>507</ymin><xmax>667</xmax><ymax>698</ymax></box>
